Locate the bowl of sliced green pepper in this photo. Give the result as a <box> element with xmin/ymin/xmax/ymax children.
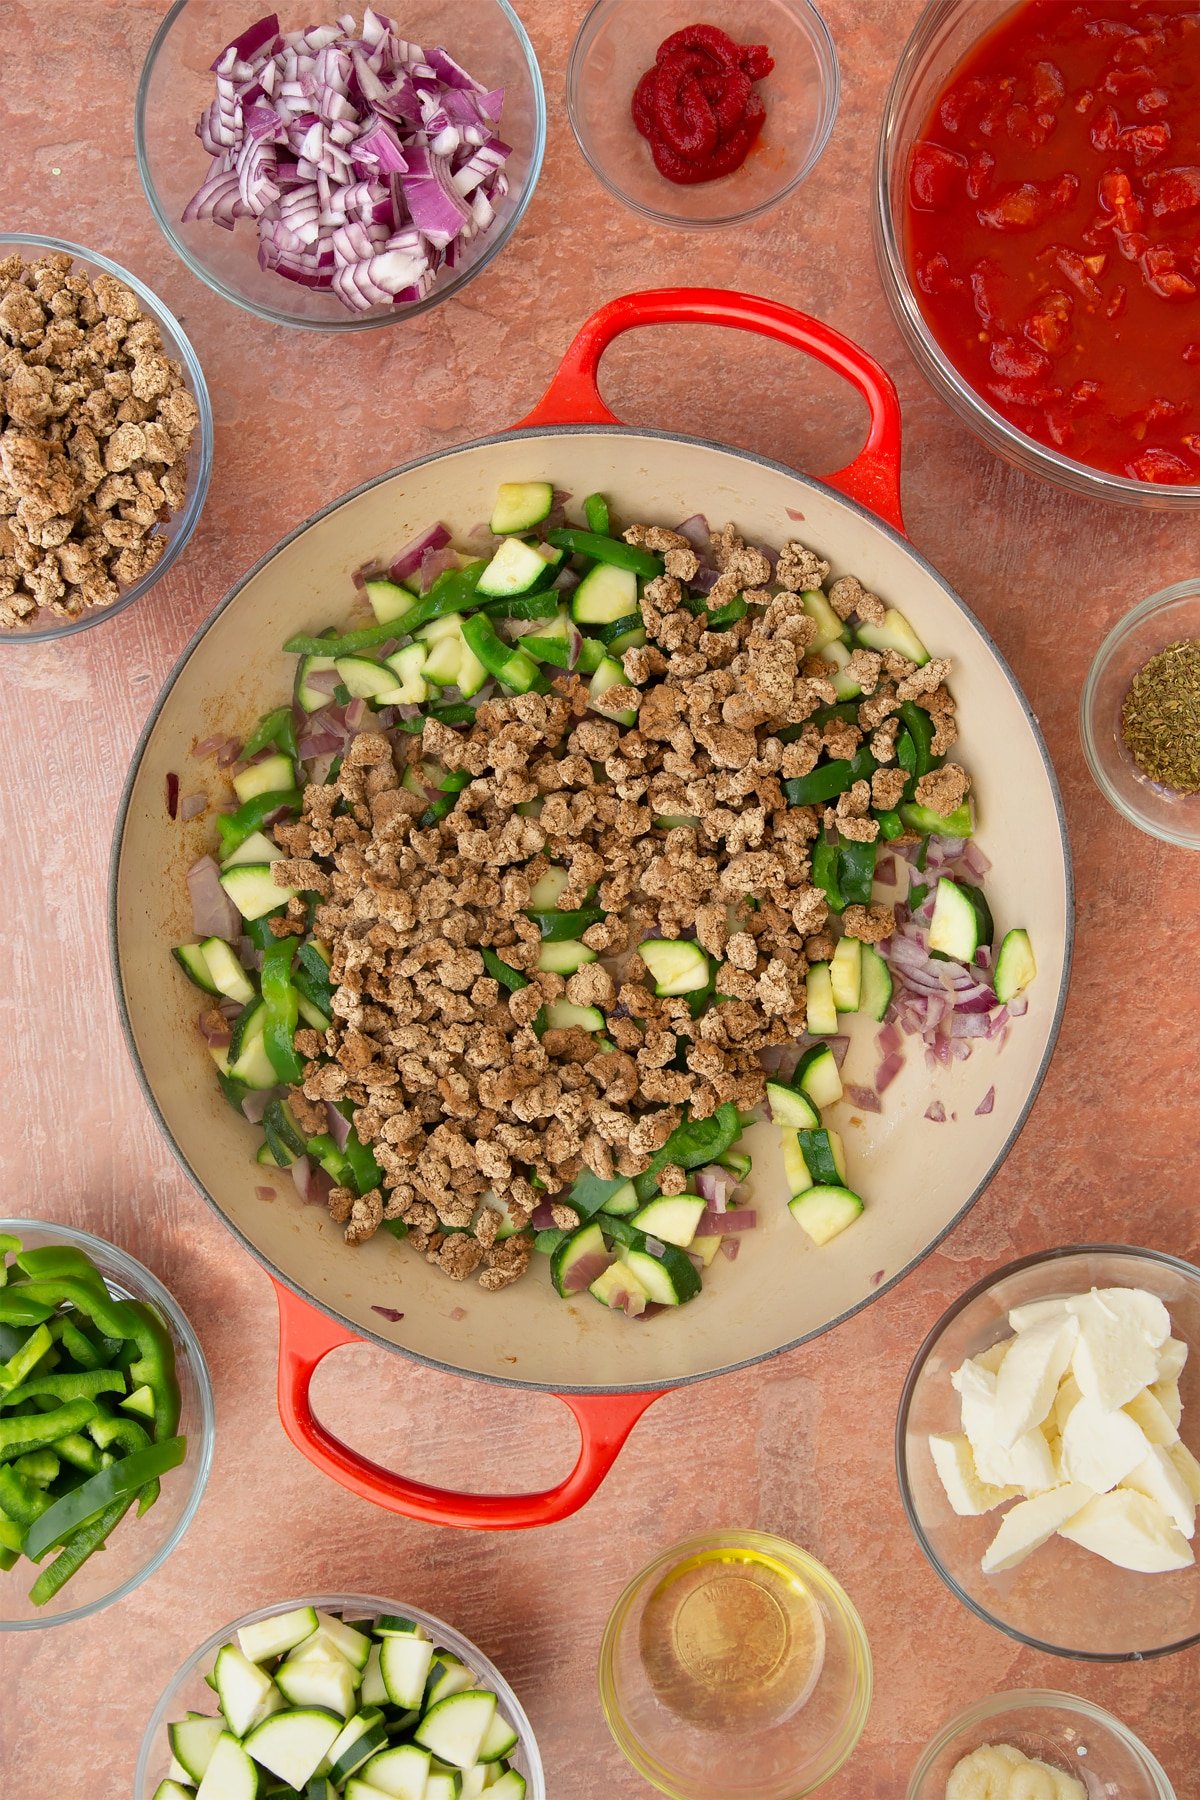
<box><xmin>0</xmin><ymin>1220</ymin><xmax>213</xmax><ymax>1629</ymax></box>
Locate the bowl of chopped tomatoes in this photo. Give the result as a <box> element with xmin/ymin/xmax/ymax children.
<box><xmin>874</xmin><ymin>0</ymin><xmax>1200</xmax><ymax>509</ymax></box>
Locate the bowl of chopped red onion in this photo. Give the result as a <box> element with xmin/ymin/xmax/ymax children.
<box><xmin>135</xmin><ymin>2</ymin><xmax>545</xmax><ymax>329</ymax></box>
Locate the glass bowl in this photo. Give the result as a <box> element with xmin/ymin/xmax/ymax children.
<box><xmin>908</xmin><ymin>1691</ymin><xmax>1177</xmax><ymax>1799</ymax></box>
<box><xmin>0</xmin><ymin>1218</ymin><xmax>214</xmax><ymax>1631</ymax></box>
<box><xmin>897</xmin><ymin>1246</ymin><xmax>1200</xmax><ymax>1661</ymax></box>
<box><xmin>599</xmin><ymin>1530</ymin><xmax>872</xmax><ymax>1798</ymax></box>
<box><xmin>135</xmin><ymin>0</ymin><xmax>546</xmax><ymax>331</ymax></box>
<box><xmin>1081</xmin><ymin>582</ymin><xmax>1200</xmax><ymax>851</ymax></box>
<box><xmin>567</xmin><ymin>0</ymin><xmax>839</xmax><ymax>230</ymax></box>
<box><xmin>873</xmin><ymin>0</ymin><xmax>1200</xmax><ymax>511</ymax></box>
<box><xmin>0</xmin><ymin>234</ymin><xmax>213</xmax><ymax>645</ymax></box>
<box><xmin>135</xmin><ymin>1592</ymin><xmax>546</xmax><ymax>1798</ymax></box>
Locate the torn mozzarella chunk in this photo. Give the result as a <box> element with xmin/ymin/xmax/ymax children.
<box><xmin>1168</xmin><ymin>1441</ymin><xmax>1200</xmax><ymax>1503</ymax></box>
<box><xmin>974</xmin><ymin>1337</ymin><xmax>1013</xmax><ymax>1376</ymax></box>
<box><xmin>1052</xmin><ymin>1372</ymin><xmax>1083</xmax><ymax>1437</ymax></box>
<box><xmin>1060</xmin><ymin>1394</ymin><xmax>1151</xmax><ymax>1493</ymax></box>
<box><xmin>1059</xmin><ymin>1488</ymin><xmax>1194</xmax><ymax>1573</ymax></box>
<box><xmin>952</xmin><ymin>1357</ymin><xmax>1058</xmax><ymax>1493</ymax></box>
<box><xmin>982</xmin><ymin>1483</ymin><xmax>1096</xmax><ymax>1575</ymax></box>
<box><xmin>1150</xmin><ymin>1377</ymin><xmax>1183</xmax><ymax>1431</ymax></box>
<box><xmin>1124</xmin><ymin>1385</ymin><xmax>1180</xmax><ymax>1448</ymax></box>
<box><xmin>1070</xmin><ymin>1291</ymin><xmax>1161</xmax><ymax>1411</ymax></box>
<box><xmin>1123</xmin><ymin>1446</ymin><xmax>1197</xmax><ymax>1540</ymax></box>
<box><xmin>993</xmin><ymin>1313</ymin><xmax>1078</xmax><ymax>1449</ymax></box>
<box><xmin>929</xmin><ymin>1433</ymin><xmax>1019</xmax><ymax>1516</ymax></box>
<box><xmin>947</xmin><ymin>1743</ymin><xmax>1086</xmax><ymax>1800</ymax></box>
<box><xmin>1158</xmin><ymin>1337</ymin><xmax>1189</xmax><ymax>1382</ymax></box>
<box><xmin>1007</xmin><ymin>1297</ymin><xmax>1071</xmax><ymax>1334</ymax></box>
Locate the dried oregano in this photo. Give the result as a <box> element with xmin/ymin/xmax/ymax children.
<box><xmin>1121</xmin><ymin>638</ymin><xmax>1200</xmax><ymax>793</ymax></box>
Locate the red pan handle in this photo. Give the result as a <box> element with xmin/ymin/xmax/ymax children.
<box><xmin>273</xmin><ymin>1279</ymin><xmax>663</xmax><ymax>1528</ymax></box>
<box><xmin>516</xmin><ymin>287</ymin><xmax>906</xmax><ymax>534</ymax></box>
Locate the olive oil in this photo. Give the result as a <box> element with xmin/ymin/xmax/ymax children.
<box><xmin>639</xmin><ymin>1543</ymin><xmax>827</xmax><ymax>1732</ymax></box>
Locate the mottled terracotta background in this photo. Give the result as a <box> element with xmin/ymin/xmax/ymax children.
<box><xmin>3</xmin><ymin>1</ymin><xmax>1200</xmax><ymax>1795</ymax></box>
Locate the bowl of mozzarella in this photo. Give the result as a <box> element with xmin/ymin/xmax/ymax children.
<box><xmin>897</xmin><ymin>1246</ymin><xmax>1200</xmax><ymax>1660</ymax></box>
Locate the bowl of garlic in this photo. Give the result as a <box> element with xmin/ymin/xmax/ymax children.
<box><xmin>907</xmin><ymin>1690</ymin><xmax>1177</xmax><ymax>1800</ymax></box>
<box><xmin>897</xmin><ymin>1246</ymin><xmax>1200</xmax><ymax>1660</ymax></box>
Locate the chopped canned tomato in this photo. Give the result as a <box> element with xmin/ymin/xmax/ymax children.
<box><xmin>905</xmin><ymin>0</ymin><xmax>1200</xmax><ymax>485</ymax></box>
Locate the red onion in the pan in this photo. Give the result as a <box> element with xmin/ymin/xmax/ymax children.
<box><xmin>326</xmin><ymin>1101</ymin><xmax>352</xmax><ymax>1149</ymax></box>
<box><xmin>180</xmin><ymin>791</ymin><xmax>208</xmax><ymax>821</ymax></box>
<box><xmin>255</xmin><ymin>1185</ymin><xmax>278</xmax><ymax>1202</ymax></box>
<box><xmin>187</xmin><ymin>853</ymin><xmax>241</xmax><ymax>941</ymax></box>
<box><xmin>241</xmin><ymin>1089</ymin><xmax>274</xmax><ymax>1124</ymax></box>
<box><xmin>165</xmin><ymin>771</ymin><xmax>180</xmax><ymax>819</ymax></box>
<box><xmin>844</xmin><ymin>1084</ymin><xmax>883</xmax><ymax>1115</ymax></box>
<box><xmin>698</xmin><ymin>1208</ymin><xmax>757</xmax><ymax>1236</ymax></box>
<box><xmin>975</xmin><ymin>1086</ymin><xmax>996</xmax><ymax>1116</ymax></box>
<box><xmin>694</xmin><ymin>1164</ymin><xmax>737</xmax><ymax>1211</ymax></box>
<box><xmin>372</xmin><ymin>1304</ymin><xmax>405</xmax><ymax>1321</ymax></box>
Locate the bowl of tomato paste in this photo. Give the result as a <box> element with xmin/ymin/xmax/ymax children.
<box><xmin>875</xmin><ymin>0</ymin><xmax>1200</xmax><ymax>508</ymax></box>
<box><xmin>568</xmin><ymin>0</ymin><xmax>839</xmax><ymax>229</ymax></box>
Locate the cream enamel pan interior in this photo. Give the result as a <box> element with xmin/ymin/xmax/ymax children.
<box><xmin>111</xmin><ymin>426</ymin><xmax>1072</xmax><ymax>1395</ymax></box>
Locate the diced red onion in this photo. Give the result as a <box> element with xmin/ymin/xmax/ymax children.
<box><xmin>390</xmin><ymin>521</ymin><xmax>450</xmax><ymax>583</ymax></box>
<box><xmin>560</xmin><ymin>1249</ymin><xmax>613</xmax><ymax>1294</ymax></box>
<box><xmin>694</xmin><ymin>1164</ymin><xmax>737</xmax><ymax>1212</ymax></box>
<box><xmin>531</xmin><ymin>1201</ymin><xmax>557</xmax><ymax>1231</ymax></box>
<box><xmin>875</xmin><ymin>1050</ymin><xmax>904</xmax><ymax>1093</ymax></box>
<box><xmin>165</xmin><ymin>771</ymin><xmax>180</xmax><ymax>819</ymax></box>
<box><xmin>326</xmin><ymin>1101</ymin><xmax>351</xmax><ymax>1149</ymax></box>
<box><xmin>218</xmin><ymin>997</ymin><xmax>245</xmax><ymax>1020</ymax></box>
<box><xmin>786</xmin><ymin>507</ymin><xmax>806</xmax><ymax>522</ymax></box>
<box><xmin>256</xmin><ymin>1184</ymin><xmax>278</xmax><ymax>1201</ymax></box>
<box><xmin>1007</xmin><ymin>996</ymin><xmax>1029</xmax><ymax>1017</ymax></box>
<box><xmin>344</xmin><ymin>698</ymin><xmax>369</xmax><ymax>730</ymax></box>
<box><xmin>187</xmin><ymin>853</ymin><xmax>241</xmax><ymax>941</ymax></box>
<box><xmin>828</xmin><ymin>1036</ymin><xmax>850</xmax><ymax>1068</ymax></box>
<box><xmin>844</xmin><ymin>1083</ymin><xmax>883</xmax><ymax>1114</ymax></box>
<box><xmin>925</xmin><ymin>1100</ymin><xmax>947</xmax><ymax>1123</ymax></box>
<box><xmin>961</xmin><ymin>841</ymin><xmax>992</xmax><ymax>879</ymax></box>
<box><xmin>875</xmin><ymin>854</ymin><xmax>897</xmax><ymax>886</ymax></box>
<box><xmin>719</xmin><ymin>1238</ymin><xmax>741</xmax><ymax>1263</ymax></box>
<box><xmin>674</xmin><ymin>514</ymin><xmax>710</xmax><ymax>551</ymax></box>
<box><xmin>450</xmin><ymin>1305</ymin><xmax>467</xmax><ymax>1321</ymax></box>
<box><xmin>193</xmin><ymin>732</ymin><xmax>231</xmax><ymax>758</ymax></box>
<box><xmin>196</xmin><ymin>1009</ymin><xmax>232</xmax><ymax>1048</ymax></box>
<box><xmin>975</xmin><ymin>1086</ymin><xmax>996</xmax><ymax>1115</ymax></box>
<box><xmin>216</xmin><ymin>737</ymin><xmax>242</xmax><ymax>767</ymax></box>
<box><xmin>691</xmin><ymin>564</ymin><xmax>721</xmax><ymax>595</ymax></box>
<box><xmin>180</xmin><ymin>791</ymin><xmax>208</xmax><ymax>821</ymax></box>
<box><xmin>371</xmin><ymin>1304</ymin><xmax>406</xmax><ymax>1321</ymax></box>
<box><xmin>698</xmin><ymin>1208</ymin><xmax>757</xmax><ymax>1235</ymax></box>
<box><xmin>291</xmin><ymin>1154</ymin><xmax>312</xmax><ymax>1201</ymax></box>
<box><xmin>876</xmin><ymin>1022</ymin><xmax>901</xmax><ymax>1056</ymax></box>
<box><xmin>242</xmin><ymin>1089</ymin><xmax>274</xmax><ymax>1123</ymax></box>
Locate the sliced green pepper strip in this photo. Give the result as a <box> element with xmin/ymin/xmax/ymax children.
<box><xmin>481</xmin><ymin>588</ymin><xmax>559</xmax><ymax>621</ymax></box>
<box><xmin>260</xmin><ymin>939</ymin><xmax>305</xmax><ymax>1085</ymax></box>
<box><xmin>0</xmin><ymin>1292</ymin><xmax>55</xmax><ymax>1328</ymax></box>
<box><xmin>242</xmin><ymin>703</ymin><xmax>300</xmax><ymax>765</ymax></box>
<box><xmin>216</xmin><ymin>788</ymin><xmax>304</xmax><ymax>858</ymax></box>
<box><xmin>838</xmin><ymin>839</ymin><xmax>877</xmax><ymax>908</ymax></box>
<box><xmin>632</xmin><ymin>1103</ymin><xmax>742</xmax><ymax>1203</ymax></box>
<box><xmin>908</xmin><ymin>881</ymin><xmax>928</xmax><ymax>910</ymax></box>
<box><xmin>89</xmin><ymin>1411</ymin><xmax>150</xmax><ymax>1456</ymax></box>
<box><xmin>583</xmin><ymin>493</ymin><xmax>610</xmax><ymax>535</ymax></box>
<box><xmin>244</xmin><ymin>911</ymin><xmax>286</xmax><ymax>951</ymax></box>
<box><xmin>564</xmin><ymin>1168</ymin><xmax>627</xmax><ymax>1221</ymax></box>
<box><xmin>283</xmin><ymin>563</ymin><xmax>487</xmax><ymax>657</ymax></box>
<box><xmin>0</xmin><ymin>1233</ymin><xmax>22</xmax><ymax>1282</ymax></box>
<box><xmin>3</xmin><ymin>1370</ymin><xmax>126</xmax><ymax>1407</ymax></box>
<box><xmin>430</xmin><ymin>701</ymin><xmax>477</xmax><ymax>727</ymax></box>
<box><xmin>30</xmin><ymin>1495</ymin><xmax>136</xmax><ymax>1606</ymax></box>
<box><xmin>14</xmin><ymin>1279</ymin><xmax>139</xmax><ymax>1345</ymax></box>
<box><xmin>0</xmin><ymin>1399</ymin><xmax>98</xmax><ymax>1462</ymax></box>
<box><xmin>898</xmin><ymin>701</ymin><xmax>937</xmax><ymax>776</ymax></box>
<box><xmin>875</xmin><ymin>808</ymin><xmax>904</xmax><ymax>841</ymax></box>
<box><xmin>460</xmin><ymin>613</ymin><xmax>550</xmax><ymax>694</ymax></box>
<box><xmin>703</xmin><ymin>596</ymin><xmax>749</xmax><ymax>629</ymax></box>
<box><xmin>545</xmin><ymin>528</ymin><xmax>662</xmax><ymax>578</ymax></box>
<box><xmin>0</xmin><ymin>1323</ymin><xmax>54</xmax><ymax>1392</ymax></box>
<box><xmin>811</xmin><ymin>839</ymin><xmax>844</xmax><ymax>913</ymax></box>
<box><xmin>54</xmin><ymin>1433</ymin><xmax>103</xmax><ymax>1474</ymax></box>
<box><xmin>13</xmin><ymin>1449</ymin><xmax>59</xmax><ymax>1486</ymax></box>
<box><xmin>14</xmin><ymin>1247</ymin><xmax>106</xmax><ymax>1287</ymax></box>
<box><xmin>335</xmin><ymin>1111</ymin><xmax>384</xmax><ymax>1195</ymax></box>
<box><xmin>306</xmin><ymin>1134</ymin><xmax>354</xmax><ymax>1187</ymax></box>
<box><xmin>481</xmin><ymin>949</ymin><xmax>529</xmax><ymax>992</ymax></box>
<box><xmin>783</xmin><ymin>746</ymin><xmax>877</xmax><ymax>808</ymax></box>
<box><xmin>124</xmin><ymin>1301</ymin><xmax>181</xmax><ymax>1443</ymax></box>
<box><xmin>0</xmin><ymin>1514</ymin><xmax>23</xmax><ymax>1553</ymax></box>
<box><xmin>0</xmin><ymin>1464</ymin><xmax>52</xmax><ymax>1525</ymax></box>
<box><xmin>382</xmin><ymin>1218</ymin><xmax>409</xmax><ymax>1242</ymax></box>
<box><xmin>528</xmin><ymin>908</ymin><xmax>605</xmax><ymax>941</ymax></box>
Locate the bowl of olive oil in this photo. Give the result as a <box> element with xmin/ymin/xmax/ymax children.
<box><xmin>599</xmin><ymin>1531</ymin><xmax>872</xmax><ymax>1798</ymax></box>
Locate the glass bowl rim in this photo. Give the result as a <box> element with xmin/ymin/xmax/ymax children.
<box><xmin>0</xmin><ymin>1216</ymin><xmax>215</xmax><ymax>1632</ymax></box>
<box><xmin>134</xmin><ymin>1590</ymin><xmax>546</xmax><ymax>1797</ymax></box>
<box><xmin>906</xmin><ymin>1686</ymin><xmax>1177</xmax><ymax>1798</ymax></box>
<box><xmin>565</xmin><ymin>0</ymin><xmax>841</xmax><ymax>232</ymax></box>
<box><xmin>1080</xmin><ymin>579</ymin><xmax>1200</xmax><ymax>851</ymax></box>
<box><xmin>895</xmin><ymin>1242</ymin><xmax>1200</xmax><ymax>1663</ymax></box>
<box><xmin>0</xmin><ymin>232</ymin><xmax>214</xmax><ymax>647</ymax></box>
<box><xmin>134</xmin><ymin>0</ymin><xmax>548</xmax><ymax>332</ymax></box>
<box><xmin>597</xmin><ymin>1528</ymin><xmax>873</xmax><ymax>1799</ymax></box>
<box><xmin>871</xmin><ymin>0</ymin><xmax>1200</xmax><ymax>511</ymax></box>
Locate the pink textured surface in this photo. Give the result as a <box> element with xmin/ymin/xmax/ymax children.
<box><xmin>3</xmin><ymin>1</ymin><xmax>1199</xmax><ymax>1795</ymax></box>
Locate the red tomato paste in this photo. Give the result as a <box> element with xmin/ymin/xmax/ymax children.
<box><xmin>905</xmin><ymin>1</ymin><xmax>1200</xmax><ymax>484</ymax></box>
<box><xmin>632</xmin><ymin>24</ymin><xmax>774</xmax><ymax>185</ymax></box>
